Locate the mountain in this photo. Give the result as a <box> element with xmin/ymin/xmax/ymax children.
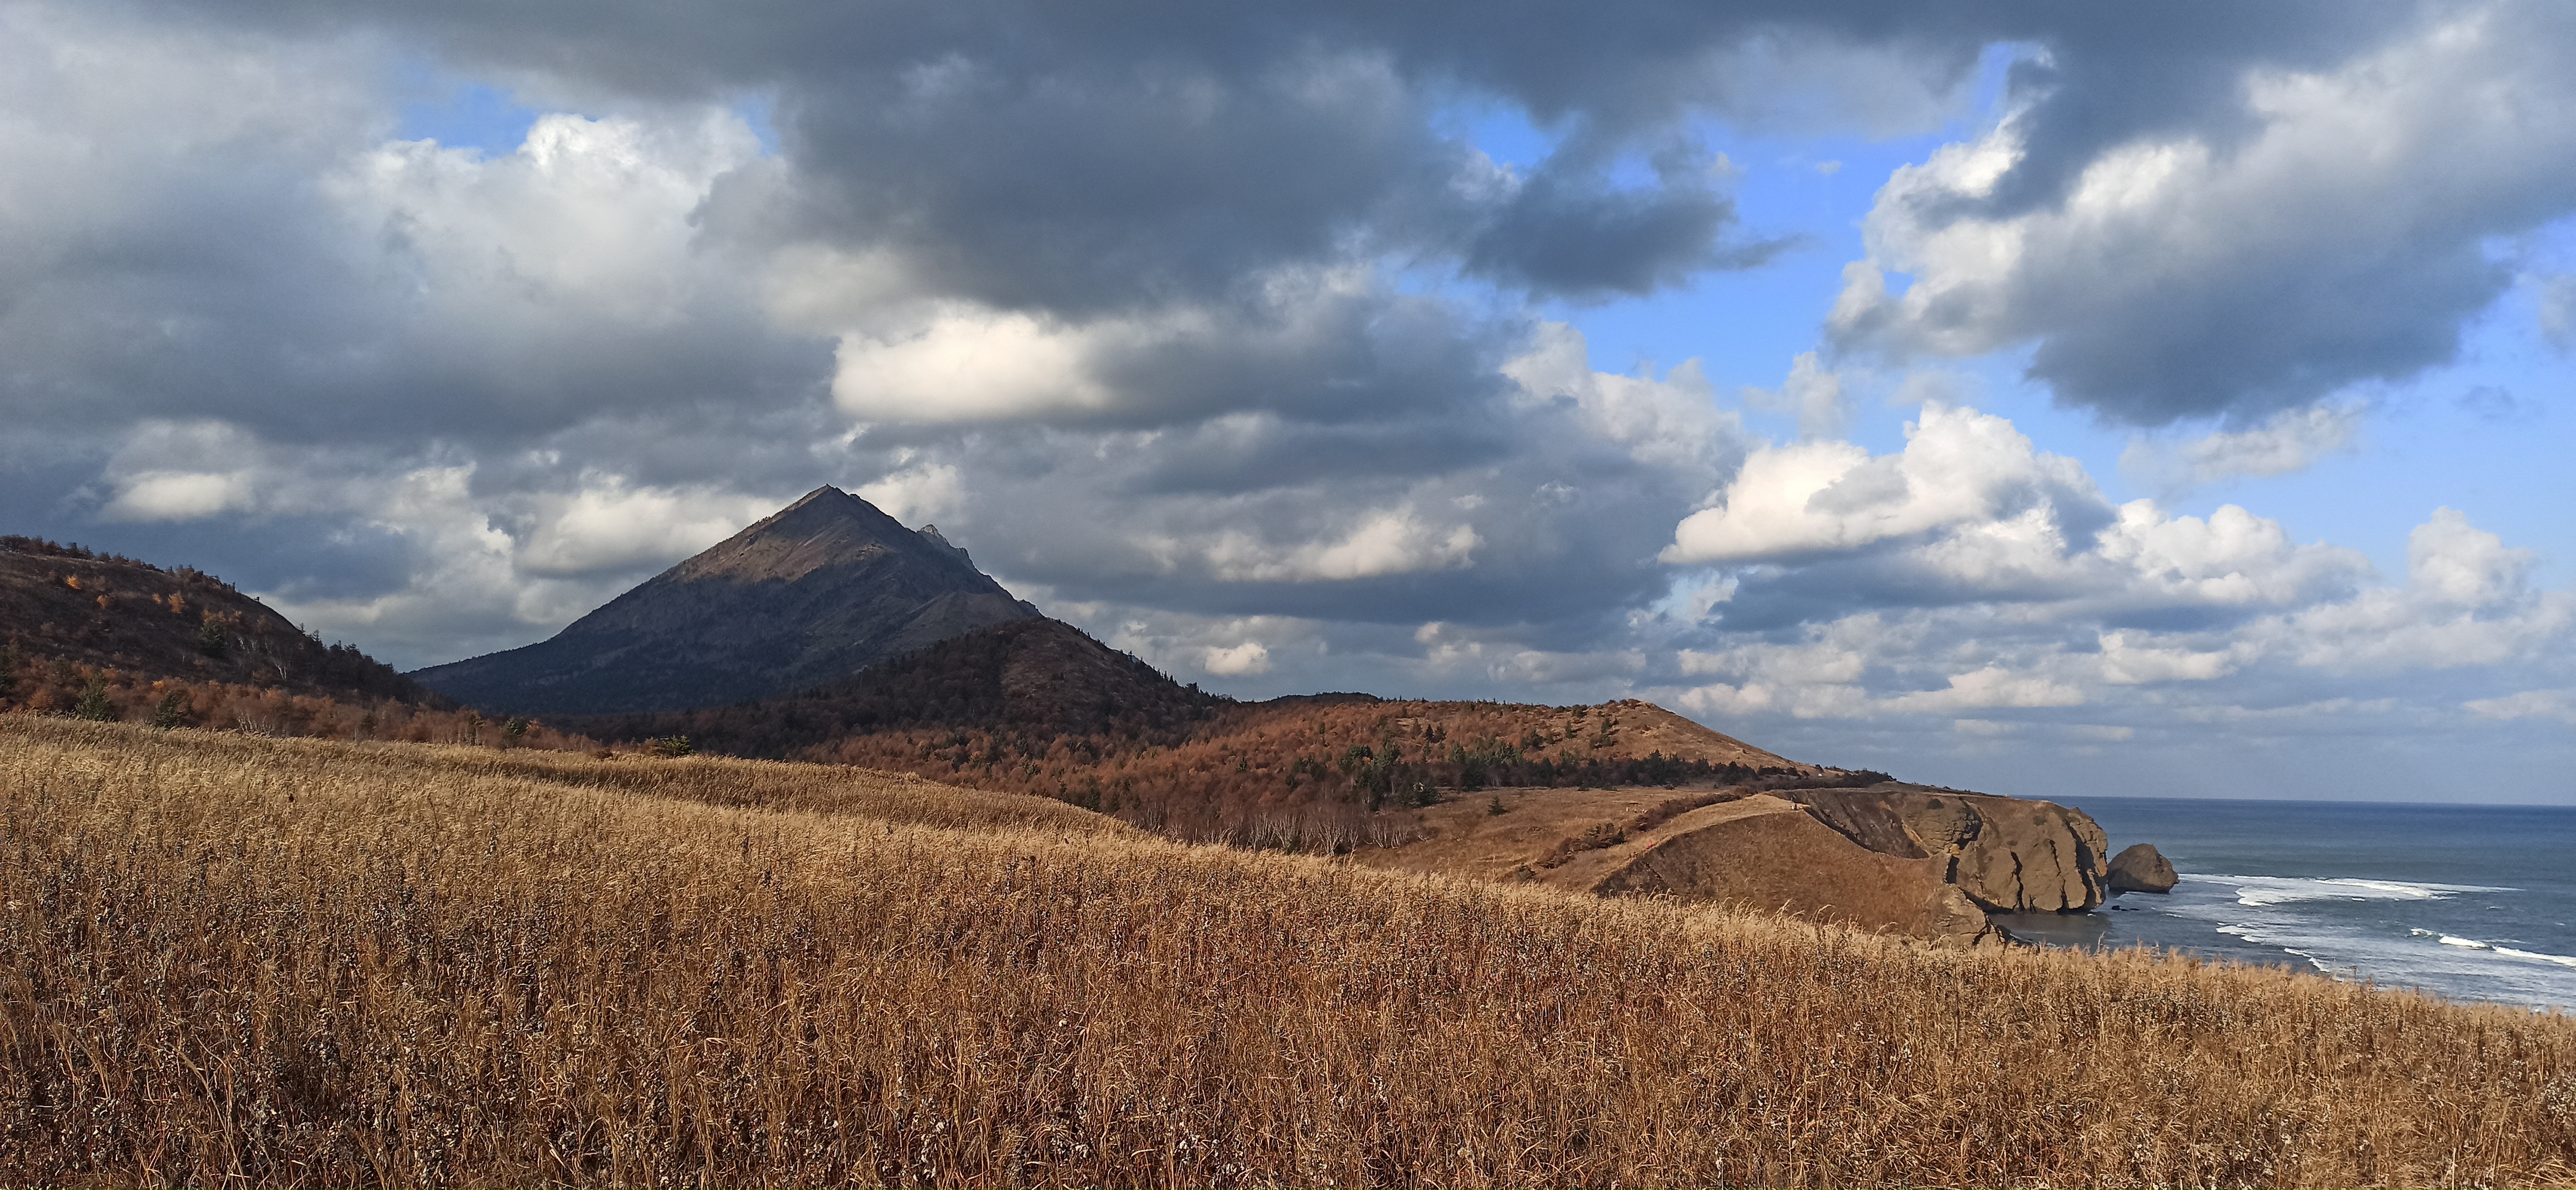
<box><xmin>0</xmin><ymin>535</ymin><xmax>432</xmax><ymax>704</ymax></box>
<box><xmin>562</xmin><ymin>616</ymin><xmax>1231</xmax><ymax>753</ymax></box>
<box><xmin>411</xmin><ymin>486</ymin><xmax>1040</xmax><ymax>715</ymax></box>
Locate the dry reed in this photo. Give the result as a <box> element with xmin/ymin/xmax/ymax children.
<box><xmin>3</xmin><ymin>715</ymin><xmax>2571</xmax><ymax>1187</ymax></box>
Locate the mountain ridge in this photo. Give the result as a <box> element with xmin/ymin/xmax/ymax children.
<box><xmin>0</xmin><ymin>535</ymin><xmax>434</xmax><ymax>705</ymax></box>
<box><xmin>412</xmin><ymin>486</ymin><xmax>1040</xmax><ymax>715</ymax></box>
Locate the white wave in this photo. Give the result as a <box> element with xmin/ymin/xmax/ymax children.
<box><xmin>2208</xmin><ymin>875</ymin><xmax>2512</xmax><ymax>908</ymax></box>
<box><xmin>2278</xmin><ymin>946</ymin><xmax>2334</xmax><ymax>974</ymax></box>
<box><xmin>2414</xmin><ymin>929</ymin><xmax>2576</xmax><ymax>969</ymax></box>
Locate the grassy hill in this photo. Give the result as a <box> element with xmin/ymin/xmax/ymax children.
<box><xmin>567</xmin><ymin>617</ymin><xmax>1866</xmax><ymax>849</ymax></box>
<box><xmin>4</xmin><ymin>716</ymin><xmax>2569</xmax><ymax>1187</ymax></box>
<box><xmin>0</xmin><ymin>537</ymin><xmax>617</xmax><ymax>749</ymax></box>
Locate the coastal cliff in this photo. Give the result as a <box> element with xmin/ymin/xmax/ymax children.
<box><xmin>1355</xmin><ymin>780</ymin><xmax>2111</xmax><ymax>944</ymax></box>
<box><xmin>1785</xmin><ymin>784</ymin><xmax>2110</xmax><ymax>913</ymax></box>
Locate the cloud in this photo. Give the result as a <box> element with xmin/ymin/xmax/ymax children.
<box><xmin>2465</xmin><ymin>689</ymin><xmax>2576</xmax><ymax>725</ymax></box>
<box><xmin>1830</xmin><ymin>4</ymin><xmax>2576</xmax><ymax>423</ymax></box>
<box><xmin>2540</xmin><ymin>274</ymin><xmax>2576</xmax><ymax>349</ymax></box>
<box><xmin>1184</xmin><ymin>509</ymin><xmax>1481</xmax><ymax>583</ymax></box>
<box><xmin>1202</xmin><ymin>641</ymin><xmax>1271</xmax><ymax>676</ymax></box>
<box><xmin>509</xmin><ymin>479</ymin><xmax>781</xmax><ymax>578</ymax></box>
<box><xmin>853</xmin><ymin>462</ymin><xmax>967</xmax><ymax>526</ymax></box>
<box><xmin>1741</xmin><ymin>351</ymin><xmax>1848</xmax><ymax>439</ymax></box>
<box><xmin>2119</xmin><ymin>404</ymin><xmax>2364</xmax><ymax>494</ymax></box>
<box><xmin>1663</xmin><ymin>403</ymin><xmax>2095</xmax><ymax>565</ymax></box>
<box><xmin>1500</xmin><ymin>321</ymin><xmax>1741</xmax><ymax>469</ymax></box>
<box><xmin>9</xmin><ymin>0</ymin><xmax>2576</xmax><ymax>800</ymax></box>
<box><xmin>2097</xmin><ymin>631</ymin><xmax>2246</xmax><ymax>684</ymax></box>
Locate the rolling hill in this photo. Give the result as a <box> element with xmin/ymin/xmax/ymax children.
<box><xmin>0</xmin><ymin>534</ymin><xmax>438</xmax><ymax>714</ymax></box>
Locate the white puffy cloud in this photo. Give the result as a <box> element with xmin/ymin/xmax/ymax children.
<box><xmin>1501</xmin><ymin>321</ymin><xmax>1741</xmax><ymax>469</ymax></box>
<box><xmin>1832</xmin><ymin>4</ymin><xmax>2576</xmax><ymax>422</ymax></box>
<box><xmin>1638</xmin><ymin>404</ymin><xmax>2573</xmax><ymax>758</ymax></box>
<box><xmin>510</xmin><ymin>478</ymin><xmax>782</xmax><ymax>577</ymax></box>
<box><xmin>1663</xmin><ymin>402</ymin><xmax>2097</xmax><ymax>566</ymax></box>
<box><xmin>1183</xmin><ymin>509</ymin><xmax>1481</xmax><ymax>583</ymax></box>
<box><xmin>2089</xmin><ymin>501</ymin><xmax>2365</xmax><ymax>610</ymax></box>
<box><xmin>331</xmin><ymin>112</ymin><xmax>761</xmax><ymax>329</ymax></box>
<box><xmin>829</xmin><ymin>306</ymin><xmax>1127</xmax><ymax>422</ymax></box>
<box><xmin>854</xmin><ymin>462</ymin><xmax>968</xmax><ymax>526</ymax></box>
<box><xmin>1202</xmin><ymin>641</ymin><xmax>1271</xmax><ymax>676</ymax></box>
<box><xmin>2256</xmin><ymin>508</ymin><xmax>2574</xmax><ymax>672</ymax></box>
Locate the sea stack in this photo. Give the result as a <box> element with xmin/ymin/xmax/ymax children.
<box><xmin>2106</xmin><ymin>843</ymin><xmax>2179</xmax><ymax>894</ymax></box>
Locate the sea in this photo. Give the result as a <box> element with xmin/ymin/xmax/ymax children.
<box><xmin>1991</xmin><ymin>797</ymin><xmax>2576</xmax><ymax>1012</ymax></box>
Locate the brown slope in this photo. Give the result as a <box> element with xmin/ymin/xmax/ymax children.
<box><xmin>411</xmin><ymin>486</ymin><xmax>1040</xmax><ymax>715</ymax></box>
<box><xmin>0</xmin><ymin>535</ymin><xmax>433</xmax><ymax>704</ymax></box>
<box><xmin>563</xmin><ymin>617</ymin><xmax>1850</xmax><ymax>850</ymax></box>
<box><xmin>562</xmin><ymin>612</ymin><xmax>2110</xmax><ymax>940</ymax></box>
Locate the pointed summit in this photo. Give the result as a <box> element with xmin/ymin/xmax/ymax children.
<box><xmin>412</xmin><ymin>488</ymin><xmax>1038</xmax><ymax>715</ymax></box>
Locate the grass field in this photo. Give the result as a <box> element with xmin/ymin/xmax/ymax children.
<box><xmin>4</xmin><ymin>716</ymin><xmax>2572</xmax><ymax>1187</ymax></box>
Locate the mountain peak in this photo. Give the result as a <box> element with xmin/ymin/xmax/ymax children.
<box><xmin>670</xmin><ymin>486</ymin><xmax>944</xmax><ymax>586</ymax></box>
<box><xmin>413</xmin><ymin>487</ymin><xmax>1037</xmax><ymax>714</ymax></box>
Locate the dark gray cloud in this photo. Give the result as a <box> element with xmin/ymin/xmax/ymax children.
<box><xmin>5</xmin><ymin>0</ymin><xmax>2574</xmax><ymax>799</ymax></box>
<box><xmin>1829</xmin><ymin>0</ymin><xmax>2576</xmax><ymax>425</ymax></box>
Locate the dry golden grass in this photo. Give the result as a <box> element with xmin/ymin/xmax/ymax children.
<box><xmin>4</xmin><ymin>715</ymin><xmax>2573</xmax><ymax>1188</ymax></box>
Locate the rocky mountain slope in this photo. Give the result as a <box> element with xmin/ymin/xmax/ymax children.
<box><xmin>412</xmin><ymin>487</ymin><xmax>1040</xmax><ymax>715</ymax></box>
<box><xmin>565</xmin><ymin>616</ymin><xmax>1231</xmax><ymax>753</ymax></box>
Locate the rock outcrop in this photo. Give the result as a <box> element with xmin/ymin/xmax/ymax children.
<box><xmin>1584</xmin><ymin>797</ymin><xmax>2003</xmax><ymax>945</ymax></box>
<box><xmin>2106</xmin><ymin>842</ymin><xmax>2179</xmax><ymax>894</ymax></box>
<box><xmin>1354</xmin><ymin>774</ymin><xmax>2112</xmax><ymax>944</ymax></box>
<box><xmin>1787</xmin><ymin>784</ymin><xmax>2110</xmax><ymax>913</ymax></box>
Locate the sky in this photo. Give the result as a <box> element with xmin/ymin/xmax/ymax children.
<box><xmin>4</xmin><ymin>0</ymin><xmax>2574</xmax><ymax>803</ymax></box>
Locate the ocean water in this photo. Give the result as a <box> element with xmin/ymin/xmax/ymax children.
<box><xmin>1990</xmin><ymin>797</ymin><xmax>2576</xmax><ymax>1012</ymax></box>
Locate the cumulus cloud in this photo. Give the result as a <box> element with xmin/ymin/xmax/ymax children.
<box><xmin>1203</xmin><ymin>641</ymin><xmax>1272</xmax><ymax>676</ymax></box>
<box><xmin>1642</xmin><ymin>403</ymin><xmax>2570</xmax><ymax>758</ymax></box>
<box><xmin>1663</xmin><ymin>403</ymin><xmax>2096</xmax><ymax>566</ymax></box>
<box><xmin>1831</xmin><ymin>3</ymin><xmax>2576</xmax><ymax>423</ymax></box>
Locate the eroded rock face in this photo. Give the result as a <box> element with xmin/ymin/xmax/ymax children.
<box><xmin>1948</xmin><ymin>795</ymin><xmax>2109</xmax><ymax>913</ymax></box>
<box><xmin>1581</xmin><ymin>797</ymin><xmax>1999</xmax><ymax>946</ymax></box>
<box><xmin>1788</xmin><ymin>786</ymin><xmax>2110</xmax><ymax>914</ymax></box>
<box><xmin>2107</xmin><ymin>843</ymin><xmax>2179</xmax><ymax>894</ymax></box>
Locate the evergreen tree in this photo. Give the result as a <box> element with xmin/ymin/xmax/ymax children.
<box><xmin>151</xmin><ymin>688</ymin><xmax>190</xmax><ymax>729</ymax></box>
<box><xmin>196</xmin><ymin>614</ymin><xmax>228</xmax><ymax>658</ymax></box>
<box><xmin>74</xmin><ymin>680</ymin><xmax>115</xmax><ymax>722</ymax></box>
